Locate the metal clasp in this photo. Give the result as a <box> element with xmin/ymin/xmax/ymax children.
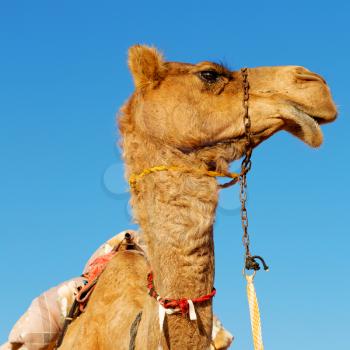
<box><xmin>245</xmin><ymin>255</ymin><xmax>269</xmax><ymax>272</ymax></box>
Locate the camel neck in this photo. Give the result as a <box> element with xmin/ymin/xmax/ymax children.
<box><xmin>140</xmin><ymin>172</ymin><xmax>217</xmax><ymax>298</ymax></box>
<box><xmin>128</xmin><ymin>144</ymin><xmax>218</xmax><ymax>349</ymax></box>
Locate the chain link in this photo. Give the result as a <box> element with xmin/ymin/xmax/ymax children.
<box><xmin>239</xmin><ymin>68</ymin><xmax>269</xmax><ymax>273</ymax></box>
<box><xmin>240</xmin><ymin>68</ymin><xmax>253</xmax><ymax>263</ymax></box>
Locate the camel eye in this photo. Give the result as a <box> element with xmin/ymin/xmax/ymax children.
<box><xmin>198</xmin><ymin>70</ymin><xmax>220</xmax><ymax>84</ymax></box>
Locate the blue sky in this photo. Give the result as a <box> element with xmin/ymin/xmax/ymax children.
<box><xmin>0</xmin><ymin>1</ymin><xmax>349</xmax><ymax>348</ymax></box>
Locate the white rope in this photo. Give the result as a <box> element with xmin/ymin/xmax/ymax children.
<box><xmin>246</xmin><ymin>273</ymin><xmax>264</xmax><ymax>350</ymax></box>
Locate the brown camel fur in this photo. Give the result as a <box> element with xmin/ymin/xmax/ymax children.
<box><xmin>58</xmin><ymin>45</ymin><xmax>337</xmax><ymax>350</ymax></box>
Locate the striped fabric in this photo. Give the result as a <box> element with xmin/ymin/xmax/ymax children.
<box><xmin>1</xmin><ymin>230</ymin><xmax>133</xmax><ymax>350</ymax></box>
<box><xmin>6</xmin><ymin>278</ymin><xmax>85</xmax><ymax>350</ymax></box>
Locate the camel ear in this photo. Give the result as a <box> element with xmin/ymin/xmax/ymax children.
<box><xmin>128</xmin><ymin>45</ymin><xmax>166</xmax><ymax>88</ymax></box>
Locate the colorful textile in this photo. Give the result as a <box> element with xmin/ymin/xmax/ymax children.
<box><xmin>4</xmin><ymin>278</ymin><xmax>85</xmax><ymax>350</ymax></box>
<box><xmin>1</xmin><ymin>230</ymin><xmax>133</xmax><ymax>350</ymax></box>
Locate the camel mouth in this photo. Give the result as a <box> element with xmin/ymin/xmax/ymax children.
<box><xmin>281</xmin><ymin>106</ymin><xmax>328</xmax><ymax>147</ymax></box>
<box><xmin>251</xmin><ymin>106</ymin><xmax>334</xmax><ymax>148</ymax></box>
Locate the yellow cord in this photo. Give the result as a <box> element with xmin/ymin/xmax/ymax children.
<box><xmin>129</xmin><ymin>165</ymin><xmax>240</xmax><ymax>189</ymax></box>
<box><xmin>246</xmin><ymin>273</ymin><xmax>264</xmax><ymax>350</ymax></box>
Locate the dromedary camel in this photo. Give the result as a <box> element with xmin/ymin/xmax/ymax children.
<box><xmin>58</xmin><ymin>45</ymin><xmax>337</xmax><ymax>350</ymax></box>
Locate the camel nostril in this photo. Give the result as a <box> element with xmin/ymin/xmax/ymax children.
<box><xmin>296</xmin><ymin>72</ymin><xmax>326</xmax><ymax>84</ymax></box>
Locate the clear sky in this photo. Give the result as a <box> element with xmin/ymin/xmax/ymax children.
<box><xmin>0</xmin><ymin>1</ymin><xmax>349</xmax><ymax>349</ymax></box>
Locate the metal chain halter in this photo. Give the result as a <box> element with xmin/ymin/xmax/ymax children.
<box><xmin>240</xmin><ymin>68</ymin><xmax>269</xmax><ymax>273</ymax></box>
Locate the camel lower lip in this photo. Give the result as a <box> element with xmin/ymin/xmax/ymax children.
<box><xmin>282</xmin><ymin>107</ymin><xmax>324</xmax><ymax>147</ymax></box>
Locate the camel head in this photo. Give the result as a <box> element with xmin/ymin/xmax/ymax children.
<box><xmin>120</xmin><ymin>45</ymin><xmax>337</xmax><ymax>171</ymax></box>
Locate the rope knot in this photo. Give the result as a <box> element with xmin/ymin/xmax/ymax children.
<box><xmin>162</xmin><ymin>298</ymin><xmax>189</xmax><ymax>315</ymax></box>
<box><xmin>178</xmin><ymin>298</ymin><xmax>190</xmax><ymax>315</ymax></box>
<box><xmin>147</xmin><ymin>271</ymin><xmax>216</xmax><ymax>319</ymax></box>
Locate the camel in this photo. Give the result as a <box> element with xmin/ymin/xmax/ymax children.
<box><xmin>57</xmin><ymin>45</ymin><xmax>337</xmax><ymax>350</ymax></box>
